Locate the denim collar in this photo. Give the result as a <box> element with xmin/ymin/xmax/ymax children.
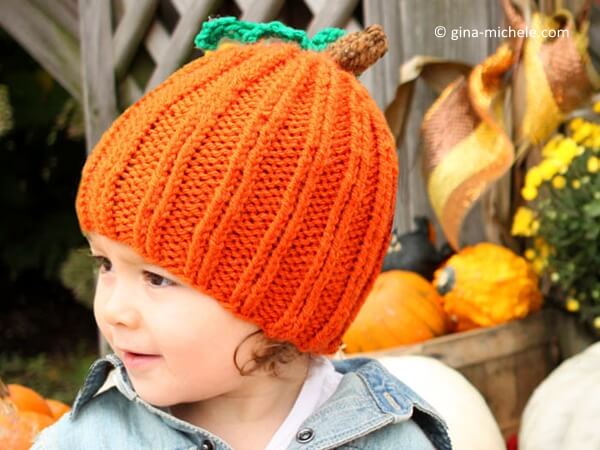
<box><xmin>71</xmin><ymin>354</ymin><xmax>451</xmax><ymax>450</ymax></box>
<box><xmin>307</xmin><ymin>357</ymin><xmax>452</xmax><ymax>450</ymax></box>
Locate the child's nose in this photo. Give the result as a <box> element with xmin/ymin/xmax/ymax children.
<box><xmin>100</xmin><ymin>281</ymin><xmax>141</xmax><ymax>329</ymax></box>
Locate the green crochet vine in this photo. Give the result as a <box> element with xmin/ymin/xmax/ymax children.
<box><xmin>194</xmin><ymin>16</ymin><xmax>346</xmax><ymax>51</ymax></box>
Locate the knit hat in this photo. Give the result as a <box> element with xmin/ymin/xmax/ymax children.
<box><xmin>75</xmin><ymin>18</ymin><xmax>398</xmax><ymax>355</ymax></box>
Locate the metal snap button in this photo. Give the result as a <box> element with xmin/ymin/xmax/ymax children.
<box><xmin>200</xmin><ymin>439</ymin><xmax>215</xmax><ymax>450</ymax></box>
<box><xmin>296</xmin><ymin>427</ymin><xmax>315</xmax><ymax>443</ymax></box>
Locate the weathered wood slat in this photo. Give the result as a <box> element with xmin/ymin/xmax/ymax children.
<box><xmin>79</xmin><ymin>0</ymin><xmax>119</xmax><ymax>355</ymax></box>
<box><xmin>79</xmin><ymin>0</ymin><xmax>118</xmax><ymax>153</ymax></box>
<box><xmin>306</xmin><ymin>0</ymin><xmax>360</xmax><ymax>36</ymax></box>
<box><xmin>0</xmin><ymin>0</ymin><xmax>82</xmax><ymax>102</ymax></box>
<box><xmin>240</xmin><ymin>0</ymin><xmax>285</xmax><ymax>22</ymax></box>
<box><xmin>363</xmin><ymin>0</ymin><xmax>409</xmax><ymax>231</ymax></box>
<box><xmin>591</xmin><ymin>4</ymin><xmax>600</xmax><ymax>69</ymax></box>
<box><xmin>146</xmin><ymin>0</ymin><xmax>223</xmax><ymax>90</ymax></box>
<box><xmin>171</xmin><ymin>0</ymin><xmax>194</xmax><ymax>15</ymax></box>
<box><xmin>305</xmin><ymin>0</ymin><xmax>362</xmax><ymax>29</ymax></box>
<box><xmin>119</xmin><ymin>77</ymin><xmax>144</xmax><ymax>109</ymax></box>
<box><xmin>352</xmin><ymin>310</ymin><xmax>556</xmax><ymax>368</ymax></box>
<box><xmin>362</xmin><ymin>0</ymin><xmax>389</xmax><ymax>109</ymax></box>
<box><xmin>113</xmin><ymin>0</ymin><xmax>160</xmax><ymax>80</ymax></box>
<box><xmin>145</xmin><ymin>19</ymin><xmax>171</xmax><ymax>62</ymax></box>
<box><xmin>34</xmin><ymin>0</ymin><xmax>79</xmax><ymax>39</ymax></box>
<box><xmin>234</xmin><ymin>0</ymin><xmax>252</xmax><ymax>10</ymax></box>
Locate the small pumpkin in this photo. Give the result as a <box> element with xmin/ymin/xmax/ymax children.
<box><xmin>343</xmin><ymin>270</ymin><xmax>449</xmax><ymax>353</ymax></box>
<box><xmin>6</xmin><ymin>384</ymin><xmax>53</xmax><ymax>417</ymax></box>
<box><xmin>433</xmin><ymin>242</ymin><xmax>542</xmax><ymax>331</ymax></box>
<box><xmin>0</xmin><ymin>407</ymin><xmax>35</xmax><ymax>450</ymax></box>
<box><xmin>45</xmin><ymin>399</ymin><xmax>71</xmax><ymax>420</ymax></box>
<box><xmin>0</xmin><ymin>380</ymin><xmax>71</xmax><ymax>450</ymax></box>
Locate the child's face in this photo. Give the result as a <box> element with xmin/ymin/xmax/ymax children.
<box><xmin>87</xmin><ymin>232</ymin><xmax>262</xmax><ymax>407</ymax></box>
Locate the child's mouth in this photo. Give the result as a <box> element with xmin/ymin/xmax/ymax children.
<box><xmin>122</xmin><ymin>351</ymin><xmax>162</xmax><ymax>369</ymax></box>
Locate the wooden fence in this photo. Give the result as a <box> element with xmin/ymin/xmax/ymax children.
<box><xmin>2</xmin><ymin>0</ymin><xmax>597</xmax><ymax>241</ymax></box>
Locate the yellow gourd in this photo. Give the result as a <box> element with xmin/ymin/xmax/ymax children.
<box><xmin>433</xmin><ymin>243</ymin><xmax>542</xmax><ymax>331</ymax></box>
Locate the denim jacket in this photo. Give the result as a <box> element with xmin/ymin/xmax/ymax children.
<box><xmin>32</xmin><ymin>353</ymin><xmax>452</xmax><ymax>450</ymax></box>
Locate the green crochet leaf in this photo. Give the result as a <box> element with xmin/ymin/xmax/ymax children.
<box><xmin>194</xmin><ymin>16</ymin><xmax>345</xmax><ymax>51</ymax></box>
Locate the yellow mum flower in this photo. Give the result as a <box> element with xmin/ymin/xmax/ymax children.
<box><xmin>512</xmin><ymin>207</ymin><xmax>536</xmax><ymax>236</ymax></box>
<box><xmin>522</xmin><ymin>185</ymin><xmax>538</xmax><ymax>201</ymax></box>
<box><xmin>541</xmin><ymin>135</ymin><xmax>563</xmax><ymax>158</ymax></box>
<box><xmin>524</xmin><ymin>249</ymin><xmax>536</xmax><ymax>260</ymax></box>
<box><xmin>572</xmin><ymin>179</ymin><xmax>582</xmax><ymax>189</ymax></box>
<box><xmin>588</xmin><ymin>156</ymin><xmax>599</xmax><ymax>173</ymax></box>
<box><xmin>532</xmin><ymin>258</ymin><xmax>545</xmax><ymax>275</ymax></box>
<box><xmin>538</xmin><ymin>159</ymin><xmax>561</xmax><ymax>180</ymax></box>
<box><xmin>560</xmin><ymin>136</ymin><xmax>579</xmax><ymax>153</ymax></box>
<box><xmin>556</xmin><ymin>149</ymin><xmax>577</xmax><ymax>167</ymax></box>
<box><xmin>569</xmin><ymin>118</ymin><xmax>584</xmax><ymax>133</ymax></box>
<box><xmin>525</xmin><ymin>167</ymin><xmax>543</xmax><ymax>190</ymax></box>
<box><xmin>566</xmin><ymin>298</ymin><xmax>580</xmax><ymax>312</ymax></box>
<box><xmin>572</xmin><ymin>122</ymin><xmax>594</xmax><ymax>144</ymax></box>
<box><xmin>552</xmin><ymin>175</ymin><xmax>566</xmax><ymax>189</ymax></box>
<box><xmin>594</xmin><ymin>317</ymin><xmax>600</xmax><ymax>329</ymax></box>
<box><xmin>594</xmin><ymin>101</ymin><xmax>600</xmax><ymax>114</ymax></box>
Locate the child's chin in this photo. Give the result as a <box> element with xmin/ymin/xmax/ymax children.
<box><xmin>129</xmin><ymin>379</ymin><xmax>173</xmax><ymax>408</ymax></box>
<box><xmin>139</xmin><ymin>391</ymin><xmax>173</xmax><ymax>408</ymax></box>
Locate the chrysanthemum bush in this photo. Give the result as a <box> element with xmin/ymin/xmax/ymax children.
<box><xmin>512</xmin><ymin>103</ymin><xmax>600</xmax><ymax>336</ymax></box>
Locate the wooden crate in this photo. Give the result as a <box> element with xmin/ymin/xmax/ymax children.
<box><xmin>341</xmin><ymin>309</ymin><xmax>560</xmax><ymax>438</ymax></box>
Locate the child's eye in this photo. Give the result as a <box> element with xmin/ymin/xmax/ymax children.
<box><xmin>91</xmin><ymin>255</ymin><xmax>112</xmax><ymax>273</ymax></box>
<box><xmin>143</xmin><ymin>271</ymin><xmax>176</xmax><ymax>288</ymax></box>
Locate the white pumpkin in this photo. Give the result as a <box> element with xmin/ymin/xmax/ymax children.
<box><xmin>519</xmin><ymin>341</ymin><xmax>600</xmax><ymax>450</ymax></box>
<box><xmin>378</xmin><ymin>355</ymin><xmax>505</xmax><ymax>450</ymax></box>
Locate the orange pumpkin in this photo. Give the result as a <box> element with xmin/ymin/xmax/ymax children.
<box><xmin>45</xmin><ymin>399</ymin><xmax>71</xmax><ymax>420</ymax></box>
<box><xmin>0</xmin><ymin>405</ymin><xmax>33</xmax><ymax>450</ymax></box>
<box><xmin>342</xmin><ymin>270</ymin><xmax>449</xmax><ymax>353</ymax></box>
<box><xmin>0</xmin><ymin>380</ymin><xmax>71</xmax><ymax>449</ymax></box>
<box><xmin>7</xmin><ymin>384</ymin><xmax>53</xmax><ymax>417</ymax></box>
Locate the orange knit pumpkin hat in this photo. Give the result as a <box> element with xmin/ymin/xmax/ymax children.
<box><xmin>75</xmin><ymin>17</ymin><xmax>398</xmax><ymax>355</ymax></box>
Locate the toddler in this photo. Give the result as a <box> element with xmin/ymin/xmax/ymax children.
<box><xmin>32</xmin><ymin>17</ymin><xmax>451</xmax><ymax>450</ymax></box>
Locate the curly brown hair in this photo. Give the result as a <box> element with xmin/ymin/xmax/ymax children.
<box><xmin>233</xmin><ymin>329</ymin><xmax>318</xmax><ymax>377</ymax></box>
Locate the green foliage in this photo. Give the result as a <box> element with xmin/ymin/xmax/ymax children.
<box><xmin>0</xmin><ymin>344</ymin><xmax>97</xmax><ymax>403</ymax></box>
<box><xmin>512</xmin><ymin>113</ymin><xmax>600</xmax><ymax>336</ymax></box>
<box><xmin>59</xmin><ymin>247</ymin><xmax>97</xmax><ymax>309</ymax></box>
<box><xmin>0</xmin><ymin>84</ymin><xmax>13</xmax><ymax>136</ymax></box>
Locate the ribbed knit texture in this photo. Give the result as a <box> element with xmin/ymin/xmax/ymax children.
<box><xmin>75</xmin><ymin>41</ymin><xmax>398</xmax><ymax>355</ymax></box>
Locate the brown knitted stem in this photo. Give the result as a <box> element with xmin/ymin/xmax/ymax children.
<box><xmin>324</xmin><ymin>24</ymin><xmax>388</xmax><ymax>76</ymax></box>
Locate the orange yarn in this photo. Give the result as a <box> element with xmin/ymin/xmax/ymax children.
<box><xmin>76</xmin><ymin>40</ymin><xmax>398</xmax><ymax>355</ymax></box>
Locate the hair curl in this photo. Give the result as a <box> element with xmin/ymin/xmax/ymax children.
<box><xmin>233</xmin><ymin>329</ymin><xmax>317</xmax><ymax>377</ymax></box>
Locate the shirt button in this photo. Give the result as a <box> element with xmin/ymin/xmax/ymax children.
<box><xmin>200</xmin><ymin>439</ymin><xmax>215</xmax><ymax>450</ymax></box>
<box><xmin>296</xmin><ymin>427</ymin><xmax>315</xmax><ymax>443</ymax></box>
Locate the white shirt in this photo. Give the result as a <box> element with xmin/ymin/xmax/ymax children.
<box><xmin>263</xmin><ymin>356</ymin><xmax>344</xmax><ymax>450</ymax></box>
